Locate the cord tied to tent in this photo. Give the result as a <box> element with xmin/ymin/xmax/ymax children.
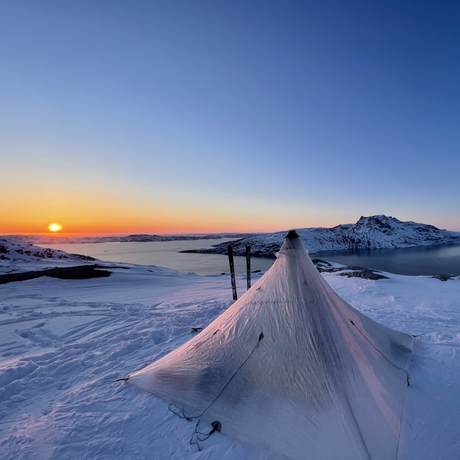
<box><xmin>195</xmin><ymin>330</ymin><xmax>265</xmax><ymax>419</ymax></box>
<box><xmin>168</xmin><ymin>404</ymin><xmax>193</xmax><ymax>421</ymax></box>
<box><xmin>168</xmin><ymin>331</ymin><xmax>265</xmax><ymax>451</ymax></box>
<box><xmin>170</xmin><ymin>330</ymin><xmax>266</xmax><ymax>421</ymax></box>
<box><xmin>349</xmin><ymin>319</ymin><xmax>412</xmax><ymax>386</ymax></box>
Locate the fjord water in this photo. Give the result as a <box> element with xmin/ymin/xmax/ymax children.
<box><xmin>314</xmin><ymin>244</ymin><xmax>460</xmax><ymax>276</ymax></box>
<box><xmin>42</xmin><ymin>240</ymin><xmax>460</xmax><ymax>276</ymax></box>
<box><xmin>43</xmin><ymin>239</ymin><xmax>275</xmax><ymax>276</ymax></box>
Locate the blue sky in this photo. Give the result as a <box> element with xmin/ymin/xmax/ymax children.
<box><xmin>1</xmin><ymin>0</ymin><xmax>459</xmax><ymax>233</ymax></box>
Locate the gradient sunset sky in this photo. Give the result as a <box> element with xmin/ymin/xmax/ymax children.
<box><xmin>1</xmin><ymin>0</ymin><xmax>459</xmax><ymax>235</ymax></box>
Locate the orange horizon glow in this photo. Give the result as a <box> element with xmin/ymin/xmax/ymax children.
<box><xmin>1</xmin><ymin>187</ymin><xmax>303</xmax><ymax>236</ymax></box>
<box><xmin>2</xmin><ymin>215</ymin><xmax>318</xmax><ymax>236</ymax></box>
<box><xmin>3</xmin><ymin>214</ymin><xmax>459</xmax><ymax>236</ymax></box>
<box><xmin>2</xmin><ymin>221</ymin><xmax>306</xmax><ymax>236</ymax></box>
<box><xmin>1</xmin><ymin>188</ymin><xmax>327</xmax><ymax>235</ymax></box>
<box><xmin>4</xmin><ymin>187</ymin><xmax>457</xmax><ymax>236</ymax></box>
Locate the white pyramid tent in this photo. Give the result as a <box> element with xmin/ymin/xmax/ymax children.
<box><xmin>128</xmin><ymin>231</ymin><xmax>414</xmax><ymax>460</ymax></box>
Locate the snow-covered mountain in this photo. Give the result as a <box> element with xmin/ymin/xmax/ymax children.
<box><xmin>190</xmin><ymin>215</ymin><xmax>460</xmax><ymax>257</ymax></box>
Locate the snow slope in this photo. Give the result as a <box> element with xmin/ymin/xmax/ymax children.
<box><xmin>0</xmin><ymin>257</ymin><xmax>459</xmax><ymax>459</ymax></box>
<box><xmin>192</xmin><ymin>215</ymin><xmax>460</xmax><ymax>257</ymax></box>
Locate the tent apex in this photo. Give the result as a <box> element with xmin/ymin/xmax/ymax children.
<box><xmin>285</xmin><ymin>230</ymin><xmax>299</xmax><ymax>239</ymax></box>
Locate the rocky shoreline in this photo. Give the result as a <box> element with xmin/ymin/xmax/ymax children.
<box><xmin>0</xmin><ymin>264</ymin><xmax>129</xmax><ymax>284</ymax></box>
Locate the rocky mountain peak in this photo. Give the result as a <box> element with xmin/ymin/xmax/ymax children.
<box><xmin>354</xmin><ymin>215</ymin><xmax>400</xmax><ymax>234</ymax></box>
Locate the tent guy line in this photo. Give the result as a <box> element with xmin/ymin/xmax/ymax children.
<box><xmin>349</xmin><ymin>319</ymin><xmax>412</xmax><ymax>386</ymax></box>
<box><xmin>168</xmin><ymin>331</ymin><xmax>264</xmax><ymax>423</ymax></box>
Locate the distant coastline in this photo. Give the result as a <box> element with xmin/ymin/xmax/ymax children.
<box><xmin>2</xmin><ymin>232</ymin><xmax>254</xmax><ymax>245</ymax></box>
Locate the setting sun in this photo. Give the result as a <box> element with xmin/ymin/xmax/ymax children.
<box><xmin>48</xmin><ymin>223</ymin><xmax>62</xmax><ymax>232</ymax></box>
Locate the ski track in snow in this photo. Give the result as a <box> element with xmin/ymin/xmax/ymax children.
<box><xmin>0</xmin><ymin>265</ymin><xmax>459</xmax><ymax>459</ymax></box>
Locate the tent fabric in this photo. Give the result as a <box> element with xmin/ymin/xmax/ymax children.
<box><xmin>128</xmin><ymin>234</ymin><xmax>414</xmax><ymax>460</ymax></box>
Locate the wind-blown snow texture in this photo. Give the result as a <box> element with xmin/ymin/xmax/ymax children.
<box><xmin>0</xmin><ymin>243</ymin><xmax>459</xmax><ymax>459</ymax></box>
<box><xmin>193</xmin><ymin>215</ymin><xmax>460</xmax><ymax>257</ymax></box>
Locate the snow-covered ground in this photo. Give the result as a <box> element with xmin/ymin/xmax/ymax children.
<box><xmin>0</xmin><ymin>238</ymin><xmax>97</xmax><ymax>275</ymax></box>
<box><xmin>0</xmin><ymin>257</ymin><xmax>459</xmax><ymax>459</ymax></box>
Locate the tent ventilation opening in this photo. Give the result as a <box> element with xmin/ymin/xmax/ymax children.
<box><xmin>349</xmin><ymin>319</ymin><xmax>411</xmax><ymax>386</ymax></box>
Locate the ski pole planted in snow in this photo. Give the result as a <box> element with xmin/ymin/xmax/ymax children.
<box><xmin>246</xmin><ymin>244</ymin><xmax>251</xmax><ymax>290</ymax></box>
<box><xmin>228</xmin><ymin>245</ymin><xmax>238</xmax><ymax>300</ymax></box>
